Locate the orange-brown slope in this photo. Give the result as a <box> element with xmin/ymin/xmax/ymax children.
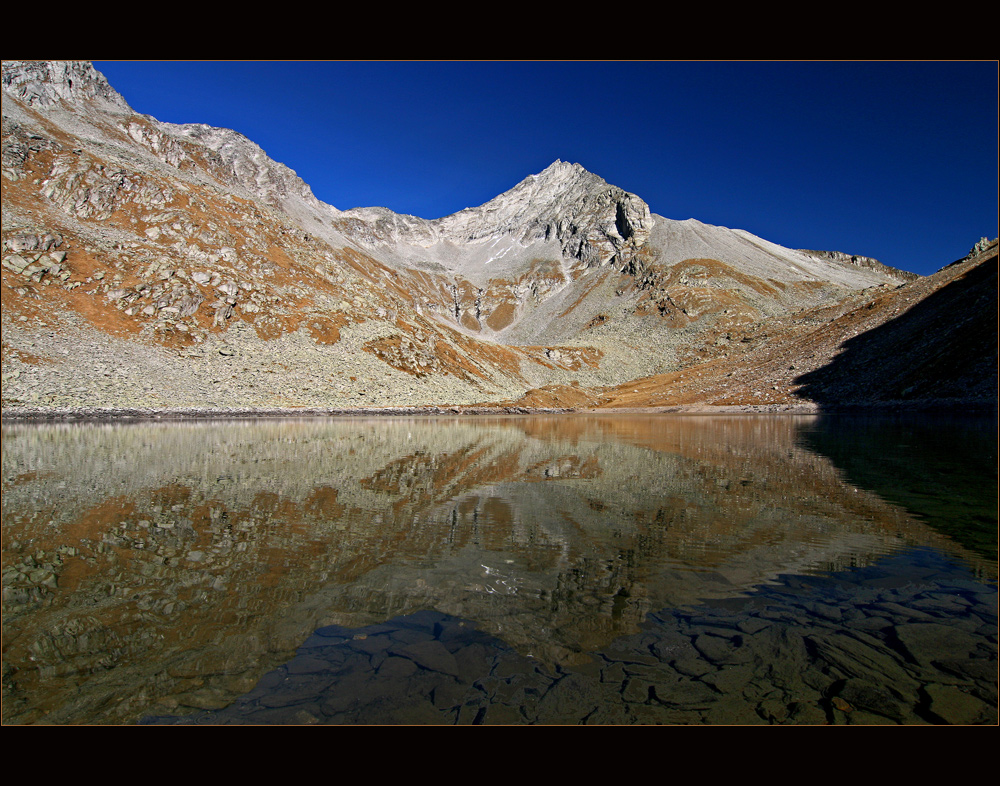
<box><xmin>494</xmin><ymin>243</ymin><xmax>997</xmax><ymax>411</ymax></box>
<box><xmin>1</xmin><ymin>101</ymin><xmax>570</xmax><ymax>401</ymax></box>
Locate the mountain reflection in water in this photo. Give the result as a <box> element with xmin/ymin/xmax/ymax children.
<box><xmin>2</xmin><ymin>414</ymin><xmax>995</xmax><ymax>725</ymax></box>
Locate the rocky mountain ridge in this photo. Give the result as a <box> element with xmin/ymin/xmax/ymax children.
<box><xmin>2</xmin><ymin>61</ymin><xmax>994</xmax><ymax>414</ymax></box>
<box><xmin>342</xmin><ymin>160</ymin><xmax>653</xmax><ymax>274</ymax></box>
<box><xmin>2</xmin><ymin>60</ymin><xmax>130</xmax><ymax>112</ymax></box>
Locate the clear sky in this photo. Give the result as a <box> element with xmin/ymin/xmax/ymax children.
<box><xmin>91</xmin><ymin>61</ymin><xmax>997</xmax><ymax>277</ymax></box>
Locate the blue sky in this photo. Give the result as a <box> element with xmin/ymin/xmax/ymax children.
<box><xmin>92</xmin><ymin>61</ymin><xmax>997</xmax><ymax>276</ymax></box>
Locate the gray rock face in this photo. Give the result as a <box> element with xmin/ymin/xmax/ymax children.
<box><xmin>1</xmin><ymin>61</ymin><xmax>337</xmax><ymax>226</ymax></box>
<box><xmin>436</xmin><ymin>160</ymin><xmax>653</xmax><ymax>268</ymax></box>
<box><xmin>341</xmin><ymin>160</ymin><xmax>653</xmax><ymax>276</ymax></box>
<box><xmin>1</xmin><ymin>60</ymin><xmax>132</xmax><ymax>112</ymax></box>
<box><xmin>798</xmin><ymin>249</ymin><xmax>917</xmax><ymax>282</ymax></box>
<box><xmin>165</xmin><ymin>122</ymin><xmax>336</xmax><ymax>215</ymax></box>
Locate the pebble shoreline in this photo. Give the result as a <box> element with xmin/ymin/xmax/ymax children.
<box><xmin>5</xmin><ymin>400</ymin><xmax>995</xmax><ymax>422</ymax></box>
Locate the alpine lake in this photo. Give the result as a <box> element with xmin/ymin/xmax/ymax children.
<box><xmin>2</xmin><ymin>413</ymin><xmax>996</xmax><ymax>725</ymax></box>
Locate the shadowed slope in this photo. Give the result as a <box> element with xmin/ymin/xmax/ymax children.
<box><xmin>795</xmin><ymin>244</ymin><xmax>997</xmax><ymax>408</ymax></box>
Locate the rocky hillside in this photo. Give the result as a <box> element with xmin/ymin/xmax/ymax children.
<box><xmin>1</xmin><ymin>61</ymin><xmax>992</xmax><ymax>414</ymax></box>
<box><xmin>504</xmin><ymin>239</ymin><xmax>996</xmax><ymax>411</ymax></box>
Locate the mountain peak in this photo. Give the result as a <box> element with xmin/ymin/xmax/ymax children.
<box><xmin>534</xmin><ymin>159</ymin><xmax>586</xmax><ymax>177</ymax></box>
<box><xmin>2</xmin><ymin>60</ymin><xmax>132</xmax><ymax>113</ymax></box>
<box><xmin>434</xmin><ymin>160</ymin><xmax>652</xmax><ymax>269</ymax></box>
<box><xmin>525</xmin><ymin>159</ymin><xmax>606</xmax><ymax>193</ymax></box>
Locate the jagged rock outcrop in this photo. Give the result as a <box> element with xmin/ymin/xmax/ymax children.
<box><xmin>960</xmin><ymin>236</ymin><xmax>996</xmax><ymax>263</ymax></box>
<box><xmin>160</xmin><ymin>122</ymin><xmax>337</xmax><ymax>219</ymax></box>
<box><xmin>799</xmin><ymin>249</ymin><xmax>919</xmax><ymax>282</ymax></box>
<box><xmin>1</xmin><ymin>60</ymin><xmax>132</xmax><ymax>112</ymax></box>
<box><xmin>436</xmin><ymin>160</ymin><xmax>652</xmax><ymax>267</ymax></box>
<box><xmin>338</xmin><ymin>160</ymin><xmax>652</xmax><ymax>277</ymax></box>
<box><xmin>2</xmin><ymin>60</ymin><xmax>336</xmax><ymax>226</ymax></box>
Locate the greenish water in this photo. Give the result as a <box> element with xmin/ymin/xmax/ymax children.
<box><xmin>799</xmin><ymin>414</ymin><xmax>997</xmax><ymax>561</ymax></box>
<box><xmin>2</xmin><ymin>414</ymin><xmax>995</xmax><ymax>724</ymax></box>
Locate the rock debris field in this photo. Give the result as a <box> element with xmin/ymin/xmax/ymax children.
<box><xmin>144</xmin><ymin>549</ymin><xmax>996</xmax><ymax>725</ymax></box>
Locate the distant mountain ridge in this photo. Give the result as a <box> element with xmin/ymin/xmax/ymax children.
<box><xmin>1</xmin><ymin>61</ymin><xmax>992</xmax><ymax>413</ymax></box>
<box><xmin>798</xmin><ymin>249</ymin><xmax>919</xmax><ymax>282</ymax></box>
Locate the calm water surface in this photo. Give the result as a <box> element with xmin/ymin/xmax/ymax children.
<box><xmin>2</xmin><ymin>414</ymin><xmax>995</xmax><ymax>724</ymax></box>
